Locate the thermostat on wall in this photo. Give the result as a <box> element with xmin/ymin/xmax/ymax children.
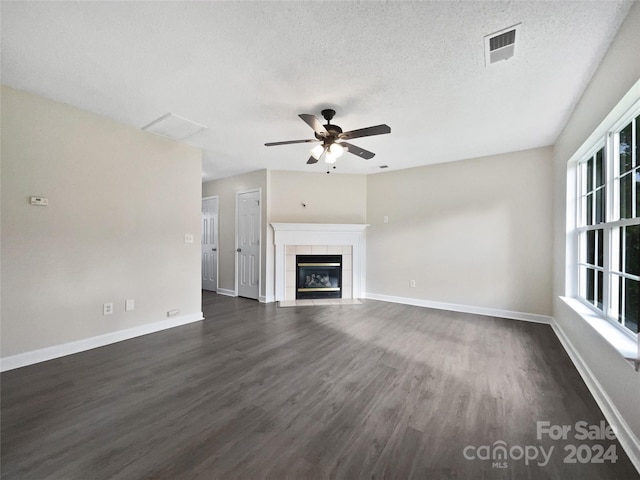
<box><xmin>30</xmin><ymin>196</ymin><xmax>49</xmax><ymax>206</ymax></box>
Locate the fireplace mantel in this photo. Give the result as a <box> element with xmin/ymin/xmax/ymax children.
<box><xmin>271</xmin><ymin>223</ymin><xmax>368</xmax><ymax>301</ymax></box>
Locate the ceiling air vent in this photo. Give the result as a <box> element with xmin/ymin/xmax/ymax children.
<box><xmin>484</xmin><ymin>23</ymin><xmax>521</xmax><ymax>67</ymax></box>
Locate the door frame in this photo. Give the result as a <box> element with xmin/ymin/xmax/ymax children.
<box><xmin>235</xmin><ymin>188</ymin><xmax>262</xmax><ymax>299</ymax></box>
<box><xmin>202</xmin><ymin>195</ymin><xmax>219</xmax><ymax>293</ymax></box>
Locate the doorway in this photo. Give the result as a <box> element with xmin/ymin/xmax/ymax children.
<box><xmin>236</xmin><ymin>189</ymin><xmax>261</xmax><ymax>300</ymax></box>
<box><xmin>202</xmin><ymin>196</ymin><xmax>218</xmax><ymax>292</ymax></box>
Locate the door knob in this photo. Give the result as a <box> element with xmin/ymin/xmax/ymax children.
<box><xmin>212</xmin><ymin>248</ymin><xmax>217</xmax><ymax>252</ymax></box>
<box><xmin>237</xmin><ymin>248</ymin><xmax>242</xmax><ymax>252</ymax></box>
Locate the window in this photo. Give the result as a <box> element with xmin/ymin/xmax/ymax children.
<box><xmin>576</xmin><ymin>112</ymin><xmax>640</xmax><ymax>335</ymax></box>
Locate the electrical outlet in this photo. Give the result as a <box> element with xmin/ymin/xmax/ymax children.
<box><xmin>383</xmin><ymin>215</ymin><xmax>389</xmax><ymax>223</ymax></box>
<box><xmin>184</xmin><ymin>234</ymin><xmax>194</xmax><ymax>244</ymax></box>
<box><xmin>410</xmin><ymin>280</ymin><xmax>416</xmax><ymax>288</ymax></box>
<box><xmin>103</xmin><ymin>302</ymin><xmax>114</xmax><ymax>315</ymax></box>
<box><xmin>167</xmin><ymin>309</ymin><xmax>180</xmax><ymax>317</ymax></box>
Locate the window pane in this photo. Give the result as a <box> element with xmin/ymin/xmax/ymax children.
<box><xmin>596</xmin><ymin>148</ymin><xmax>604</xmax><ymax>187</ymax></box>
<box><xmin>618</xmin><ymin>227</ymin><xmax>624</xmax><ymax>273</ymax></box>
<box><xmin>586</xmin><ymin>193</ymin><xmax>593</xmax><ymax>225</ymax></box>
<box><xmin>626</xmin><ymin>224</ymin><xmax>640</xmax><ymax>276</ymax></box>
<box><xmin>624</xmin><ymin>279</ymin><xmax>639</xmax><ymax>334</ymax></box>
<box><xmin>620</xmin><ymin>122</ymin><xmax>633</xmax><ymax>174</ymax></box>
<box><xmin>597</xmin><ymin>229</ymin><xmax>604</xmax><ymax>267</ymax></box>
<box><xmin>586</xmin><ymin>268</ymin><xmax>595</xmax><ymax>304</ymax></box>
<box><xmin>587</xmin><ymin>230</ymin><xmax>595</xmax><ymax>265</ymax></box>
<box><xmin>620</xmin><ymin>173</ymin><xmax>632</xmax><ymax>219</ymax></box>
<box><xmin>595</xmin><ymin>189</ymin><xmax>604</xmax><ymax>223</ymax></box>
<box><xmin>587</xmin><ymin>156</ymin><xmax>594</xmax><ymax>191</ymax></box>
<box><xmin>596</xmin><ymin>270</ymin><xmax>603</xmax><ymax>310</ymax></box>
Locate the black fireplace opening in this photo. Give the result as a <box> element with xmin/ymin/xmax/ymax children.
<box><xmin>296</xmin><ymin>255</ymin><xmax>342</xmax><ymax>299</ymax></box>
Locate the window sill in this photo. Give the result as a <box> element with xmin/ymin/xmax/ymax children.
<box><xmin>560</xmin><ymin>297</ymin><xmax>638</xmax><ymax>368</ymax></box>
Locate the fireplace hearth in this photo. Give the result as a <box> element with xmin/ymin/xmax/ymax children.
<box><xmin>296</xmin><ymin>255</ymin><xmax>342</xmax><ymax>299</ymax></box>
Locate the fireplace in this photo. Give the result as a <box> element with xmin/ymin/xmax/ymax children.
<box><xmin>296</xmin><ymin>255</ymin><xmax>342</xmax><ymax>299</ymax></box>
<box><xmin>271</xmin><ymin>223</ymin><xmax>368</xmax><ymax>302</ymax></box>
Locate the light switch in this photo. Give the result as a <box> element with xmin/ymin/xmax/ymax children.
<box><xmin>184</xmin><ymin>234</ymin><xmax>194</xmax><ymax>244</ymax></box>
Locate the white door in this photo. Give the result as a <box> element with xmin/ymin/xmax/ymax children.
<box><xmin>237</xmin><ymin>190</ymin><xmax>260</xmax><ymax>300</ymax></box>
<box><xmin>202</xmin><ymin>196</ymin><xmax>218</xmax><ymax>292</ymax></box>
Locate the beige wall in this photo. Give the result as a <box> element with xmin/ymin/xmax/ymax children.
<box><xmin>552</xmin><ymin>3</ymin><xmax>640</xmax><ymax>440</ymax></box>
<box><xmin>269</xmin><ymin>171</ymin><xmax>367</xmax><ymax>224</ymax></box>
<box><xmin>367</xmin><ymin>147</ymin><xmax>554</xmax><ymax>316</ymax></box>
<box><xmin>202</xmin><ymin>170</ymin><xmax>268</xmax><ymax>296</ymax></box>
<box><xmin>206</xmin><ymin>162</ymin><xmax>553</xmax><ymax>311</ymax></box>
<box><xmin>1</xmin><ymin>86</ymin><xmax>202</xmax><ymax>357</ymax></box>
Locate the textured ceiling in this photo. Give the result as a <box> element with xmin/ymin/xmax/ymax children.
<box><xmin>1</xmin><ymin>1</ymin><xmax>634</xmax><ymax>181</ymax></box>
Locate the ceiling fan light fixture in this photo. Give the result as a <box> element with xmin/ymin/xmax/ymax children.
<box><xmin>329</xmin><ymin>143</ymin><xmax>345</xmax><ymax>158</ymax></box>
<box><xmin>310</xmin><ymin>144</ymin><xmax>325</xmax><ymax>160</ymax></box>
<box><xmin>325</xmin><ymin>152</ymin><xmax>337</xmax><ymax>164</ymax></box>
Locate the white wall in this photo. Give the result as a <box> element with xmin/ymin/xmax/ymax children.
<box><xmin>552</xmin><ymin>2</ymin><xmax>640</xmax><ymax>443</ymax></box>
<box><xmin>1</xmin><ymin>86</ymin><xmax>202</xmax><ymax>359</ymax></box>
<box><xmin>367</xmin><ymin>147</ymin><xmax>554</xmax><ymax>316</ymax></box>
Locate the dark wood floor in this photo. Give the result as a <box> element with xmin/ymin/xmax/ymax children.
<box><xmin>1</xmin><ymin>292</ymin><xmax>638</xmax><ymax>479</ymax></box>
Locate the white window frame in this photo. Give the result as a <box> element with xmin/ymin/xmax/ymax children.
<box><xmin>569</xmin><ymin>96</ymin><xmax>640</xmax><ymax>343</ymax></box>
<box><xmin>576</xmin><ymin>142</ymin><xmax>606</xmax><ymax>313</ymax></box>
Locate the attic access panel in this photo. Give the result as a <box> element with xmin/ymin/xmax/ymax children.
<box><xmin>142</xmin><ymin>113</ymin><xmax>207</xmax><ymax>141</ymax></box>
<box><xmin>484</xmin><ymin>23</ymin><xmax>522</xmax><ymax>66</ymax></box>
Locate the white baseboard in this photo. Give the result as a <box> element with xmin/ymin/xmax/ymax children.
<box><xmin>550</xmin><ymin>320</ymin><xmax>640</xmax><ymax>473</ymax></box>
<box><xmin>0</xmin><ymin>312</ymin><xmax>204</xmax><ymax>372</ymax></box>
<box><xmin>217</xmin><ymin>288</ymin><xmax>272</xmax><ymax>302</ymax></box>
<box><xmin>365</xmin><ymin>292</ymin><xmax>553</xmax><ymax>324</ymax></box>
<box><xmin>216</xmin><ymin>288</ymin><xmax>236</xmax><ymax>297</ymax></box>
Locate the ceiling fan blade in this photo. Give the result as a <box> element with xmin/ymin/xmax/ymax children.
<box><xmin>265</xmin><ymin>138</ymin><xmax>320</xmax><ymax>146</ymax></box>
<box><xmin>306</xmin><ymin>156</ymin><xmax>319</xmax><ymax>165</ymax></box>
<box><xmin>299</xmin><ymin>114</ymin><xmax>329</xmax><ymax>137</ymax></box>
<box><xmin>340</xmin><ymin>141</ymin><xmax>375</xmax><ymax>160</ymax></box>
<box><xmin>339</xmin><ymin>124</ymin><xmax>391</xmax><ymax>140</ymax></box>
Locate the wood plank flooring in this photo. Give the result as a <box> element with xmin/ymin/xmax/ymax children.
<box><xmin>1</xmin><ymin>292</ymin><xmax>638</xmax><ymax>479</ymax></box>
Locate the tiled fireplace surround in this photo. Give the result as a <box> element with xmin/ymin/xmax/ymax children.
<box><xmin>271</xmin><ymin>223</ymin><xmax>368</xmax><ymax>302</ymax></box>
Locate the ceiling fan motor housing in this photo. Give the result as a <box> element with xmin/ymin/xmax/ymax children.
<box><xmin>315</xmin><ymin>124</ymin><xmax>343</xmax><ymax>142</ymax></box>
<box><xmin>320</xmin><ymin>108</ymin><xmax>342</xmax><ymax>143</ymax></box>
<box><xmin>321</xmin><ymin>109</ymin><xmax>336</xmax><ymax>122</ymax></box>
<box><xmin>316</xmin><ymin>110</ymin><xmax>342</xmax><ymax>142</ymax></box>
